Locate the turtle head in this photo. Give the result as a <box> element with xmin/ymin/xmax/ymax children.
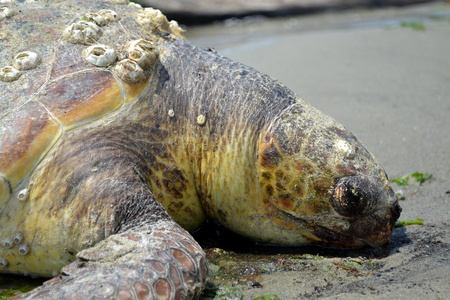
<box><xmin>255</xmin><ymin>103</ymin><xmax>401</xmax><ymax>247</ymax></box>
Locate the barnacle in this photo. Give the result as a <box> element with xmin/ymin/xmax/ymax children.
<box><xmin>196</xmin><ymin>115</ymin><xmax>206</xmax><ymax>126</ymax></box>
<box><xmin>83</xmin><ymin>13</ymin><xmax>107</xmax><ymax>26</ymax></box>
<box><xmin>18</xmin><ymin>243</ymin><xmax>30</xmax><ymax>255</ymax></box>
<box><xmin>169</xmin><ymin>20</ymin><xmax>185</xmax><ymax>37</ymax></box>
<box><xmin>13</xmin><ymin>232</ymin><xmax>23</xmax><ymax>244</ymax></box>
<box><xmin>83</xmin><ymin>44</ymin><xmax>116</xmax><ymax>67</ymax></box>
<box><xmin>128</xmin><ymin>2</ymin><xmax>142</xmax><ymax>9</ymax></box>
<box><xmin>2</xmin><ymin>237</ymin><xmax>13</xmax><ymax>249</ymax></box>
<box><xmin>108</xmin><ymin>0</ymin><xmax>129</xmax><ymax>4</ymax></box>
<box><xmin>97</xmin><ymin>9</ymin><xmax>118</xmax><ymax>22</ymax></box>
<box><xmin>126</xmin><ymin>39</ymin><xmax>158</xmax><ymax>68</ymax></box>
<box><xmin>0</xmin><ymin>66</ymin><xmax>21</xmax><ymax>82</ymax></box>
<box><xmin>63</xmin><ymin>20</ymin><xmax>102</xmax><ymax>45</ymax></box>
<box><xmin>336</xmin><ymin>140</ymin><xmax>355</xmax><ymax>159</ymax></box>
<box><xmin>17</xmin><ymin>188</ymin><xmax>28</xmax><ymax>201</ymax></box>
<box><xmin>115</xmin><ymin>59</ymin><xmax>145</xmax><ymax>83</ymax></box>
<box><xmin>135</xmin><ymin>8</ymin><xmax>170</xmax><ymax>33</ymax></box>
<box><xmin>0</xmin><ymin>6</ymin><xmax>13</xmax><ymax>21</ymax></box>
<box><xmin>0</xmin><ymin>259</ymin><xmax>8</xmax><ymax>268</ymax></box>
<box><xmin>13</xmin><ymin>51</ymin><xmax>41</xmax><ymax>70</ymax></box>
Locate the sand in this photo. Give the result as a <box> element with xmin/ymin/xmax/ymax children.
<box><xmin>185</xmin><ymin>2</ymin><xmax>450</xmax><ymax>299</ymax></box>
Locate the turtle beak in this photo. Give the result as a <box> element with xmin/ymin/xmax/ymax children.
<box><xmin>357</xmin><ymin>196</ymin><xmax>402</xmax><ymax>247</ymax></box>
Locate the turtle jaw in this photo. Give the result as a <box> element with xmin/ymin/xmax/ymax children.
<box><xmin>358</xmin><ymin>198</ymin><xmax>402</xmax><ymax>247</ymax></box>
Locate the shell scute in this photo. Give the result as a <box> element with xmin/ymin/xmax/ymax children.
<box><xmin>0</xmin><ymin>101</ymin><xmax>62</xmax><ymax>203</ymax></box>
<box><xmin>36</xmin><ymin>71</ymin><xmax>123</xmax><ymax>130</ymax></box>
<box><xmin>48</xmin><ymin>43</ymin><xmax>94</xmax><ymax>80</ymax></box>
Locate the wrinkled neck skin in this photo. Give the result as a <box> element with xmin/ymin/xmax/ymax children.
<box><xmin>131</xmin><ymin>39</ymin><xmax>399</xmax><ymax>247</ymax></box>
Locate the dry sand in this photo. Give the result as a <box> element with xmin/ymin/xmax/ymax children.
<box><xmin>186</xmin><ymin>2</ymin><xmax>450</xmax><ymax>299</ymax></box>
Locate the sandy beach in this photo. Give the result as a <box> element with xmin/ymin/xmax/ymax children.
<box><xmin>185</xmin><ymin>2</ymin><xmax>450</xmax><ymax>299</ymax></box>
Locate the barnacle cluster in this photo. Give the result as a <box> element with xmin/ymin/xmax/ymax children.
<box><xmin>62</xmin><ymin>7</ymin><xmax>161</xmax><ymax>83</ymax></box>
<box><xmin>63</xmin><ymin>21</ymin><xmax>102</xmax><ymax>45</ymax></box>
<box><xmin>63</xmin><ymin>9</ymin><xmax>119</xmax><ymax>45</ymax></box>
<box><xmin>0</xmin><ymin>51</ymin><xmax>41</xmax><ymax>82</ymax></box>
<box><xmin>115</xmin><ymin>39</ymin><xmax>159</xmax><ymax>83</ymax></box>
<box><xmin>0</xmin><ymin>231</ymin><xmax>31</xmax><ymax>269</ymax></box>
<box><xmin>135</xmin><ymin>8</ymin><xmax>170</xmax><ymax>33</ymax></box>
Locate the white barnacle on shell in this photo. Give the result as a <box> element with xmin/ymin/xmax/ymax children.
<box><xmin>18</xmin><ymin>243</ymin><xmax>30</xmax><ymax>255</ymax></box>
<box><xmin>115</xmin><ymin>59</ymin><xmax>145</xmax><ymax>83</ymax></box>
<box><xmin>17</xmin><ymin>188</ymin><xmax>28</xmax><ymax>201</ymax></box>
<box><xmin>0</xmin><ymin>259</ymin><xmax>8</xmax><ymax>268</ymax></box>
<box><xmin>135</xmin><ymin>8</ymin><xmax>170</xmax><ymax>32</ymax></box>
<box><xmin>63</xmin><ymin>20</ymin><xmax>102</xmax><ymax>45</ymax></box>
<box><xmin>97</xmin><ymin>9</ymin><xmax>118</xmax><ymax>22</ymax></box>
<box><xmin>82</xmin><ymin>44</ymin><xmax>117</xmax><ymax>67</ymax></box>
<box><xmin>13</xmin><ymin>51</ymin><xmax>41</xmax><ymax>70</ymax></box>
<box><xmin>168</xmin><ymin>109</ymin><xmax>175</xmax><ymax>118</ymax></box>
<box><xmin>126</xmin><ymin>39</ymin><xmax>158</xmax><ymax>68</ymax></box>
<box><xmin>13</xmin><ymin>232</ymin><xmax>23</xmax><ymax>244</ymax></box>
<box><xmin>0</xmin><ymin>66</ymin><xmax>21</xmax><ymax>82</ymax></box>
<box><xmin>108</xmin><ymin>0</ymin><xmax>129</xmax><ymax>4</ymax></box>
<box><xmin>2</xmin><ymin>238</ymin><xmax>13</xmax><ymax>249</ymax></box>
<box><xmin>0</xmin><ymin>6</ymin><xmax>13</xmax><ymax>21</ymax></box>
<box><xmin>169</xmin><ymin>20</ymin><xmax>185</xmax><ymax>36</ymax></box>
<box><xmin>83</xmin><ymin>13</ymin><xmax>106</xmax><ymax>26</ymax></box>
<box><xmin>336</xmin><ymin>140</ymin><xmax>356</xmax><ymax>159</ymax></box>
<box><xmin>128</xmin><ymin>2</ymin><xmax>142</xmax><ymax>9</ymax></box>
<box><xmin>197</xmin><ymin>114</ymin><xmax>206</xmax><ymax>126</ymax></box>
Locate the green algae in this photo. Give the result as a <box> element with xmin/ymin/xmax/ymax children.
<box><xmin>213</xmin><ymin>286</ymin><xmax>243</xmax><ymax>300</ymax></box>
<box><xmin>0</xmin><ymin>286</ymin><xmax>35</xmax><ymax>299</ymax></box>
<box><xmin>395</xmin><ymin>218</ymin><xmax>424</xmax><ymax>227</ymax></box>
<box><xmin>392</xmin><ymin>172</ymin><xmax>432</xmax><ymax>186</ymax></box>
<box><xmin>400</xmin><ymin>21</ymin><xmax>426</xmax><ymax>31</ymax></box>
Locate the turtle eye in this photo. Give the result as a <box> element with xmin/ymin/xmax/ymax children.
<box><xmin>331</xmin><ymin>176</ymin><xmax>377</xmax><ymax>217</ymax></box>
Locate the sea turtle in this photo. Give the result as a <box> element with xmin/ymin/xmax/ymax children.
<box><xmin>0</xmin><ymin>0</ymin><xmax>401</xmax><ymax>299</ymax></box>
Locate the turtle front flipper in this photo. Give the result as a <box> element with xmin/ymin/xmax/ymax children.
<box><xmin>13</xmin><ymin>220</ymin><xmax>208</xmax><ymax>299</ymax></box>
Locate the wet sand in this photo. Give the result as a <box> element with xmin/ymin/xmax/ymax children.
<box><xmin>186</xmin><ymin>2</ymin><xmax>450</xmax><ymax>299</ymax></box>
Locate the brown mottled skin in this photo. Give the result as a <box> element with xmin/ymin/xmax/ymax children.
<box><xmin>0</xmin><ymin>0</ymin><xmax>400</xmax><ymax>299</ymax></box>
